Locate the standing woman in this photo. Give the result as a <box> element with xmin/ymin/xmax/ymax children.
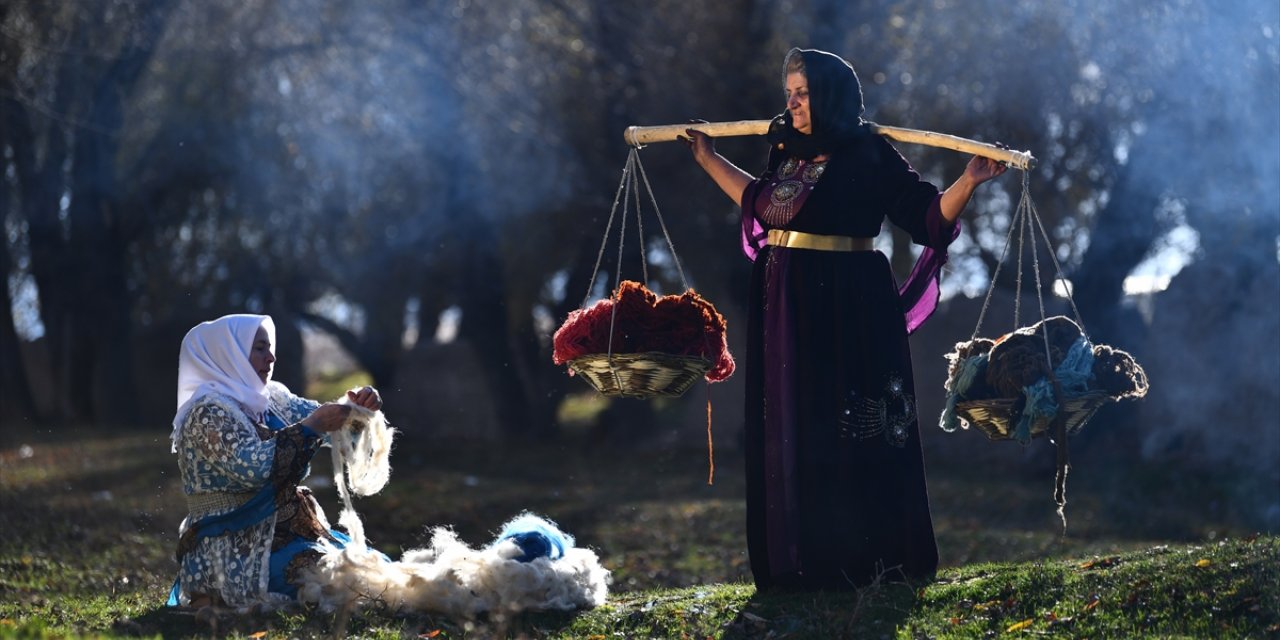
<box><xmin>684</xmin><ymin>48</ymin><xmax>1006</xmax><ymax>589</ymax></box>
<box><xmin>168</xmin><ymin>314</ymin><xmax>383</xmax><ymax>607</ymax></box>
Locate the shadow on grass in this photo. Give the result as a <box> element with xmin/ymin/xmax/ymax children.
<box><xmin>123</xmin><ymin>601</ymin><xmax>594</xmax><ymax>639</ymax></box>
<box><xmin>722</xmin><ymin>580</ymin><xmax>919</xmax><ymax>639</ymax></box>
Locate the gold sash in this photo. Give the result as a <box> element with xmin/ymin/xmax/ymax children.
<box><xmin>766</xmin><ymin>229</ymin><xmax>874</xmax><ymax>252</ymax></box>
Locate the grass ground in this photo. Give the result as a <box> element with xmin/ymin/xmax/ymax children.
<box><xmin>0</xmin><ymin>424</ymin><xmax>1276</xmax><ymax>638</ymax></box>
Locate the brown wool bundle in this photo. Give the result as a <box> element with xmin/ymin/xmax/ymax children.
<box><xmin>943</xmin><ymin>337</ymin><xmax>998</xmax><ymax>401</ymax></box>
<box><xmin>982</xmin><ymin>316</ymin><xmax>1086</xmax><ymax>397</ymax></box>
<box><xmin>1089</xmin><ymin>343</ymin><xmax>1151</xmax><ymax>400</ymax></box>
<box><xmin>552</xmin><ymin>280</ymin><xmax>735</xmax><ymax>383</ymax></box>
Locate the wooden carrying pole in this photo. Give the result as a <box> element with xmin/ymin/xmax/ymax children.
<box><xmin>623</xmin><ymin>119</ymin><xmax>1036</xmax><ymax>170</ymax></box>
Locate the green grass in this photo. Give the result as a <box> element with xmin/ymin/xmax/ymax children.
<box><xmin>1</xmin><ymin>539</ymin><xmax>1274</xmax><ymax>638</ymax></box>
<box><xmin>305</xmin><ymin>371</ymin><xmax>375</xmax><ymax>405</ymax></box>
<box><xmin>1</xmin><ymin>425</ymin><xmax>1276</xmax><ymax>638</ymax></box>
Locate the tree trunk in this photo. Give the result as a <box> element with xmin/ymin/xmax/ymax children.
<box><xmin>455</xmin><ymin>222</ymin><xmax>549</xmax><ymax>439</ymax></box>
<box><xmin>1070</xmin><ymin>145</ymin><xmax>1163</xmax><ymax>344</ymax></box>
<box><xmin>0</xmin><ymin>169</ymin><xmax>38</xmax><ymax>424</ymax></box>
<box><xmin>8</xmin><ymin>1</ymin><xmax>174</xmax><ymax>426</ymax></box>
<box><xmin>0</xmin><ymin>34</ymin><xmax>39</xmax><ymax>421</ymax></box>
<box><xmin>69</xmin><ymin>115</ymin><xmax>137</xmax><ymax>425</ymax></box>
<box><xmin>17</xmin><ymin>83</ymin><xmax>78</xmax><ymax>424</ymax></box>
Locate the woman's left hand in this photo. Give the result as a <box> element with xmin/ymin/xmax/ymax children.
<box><xmin>347</xmin><ymin>386</ymin><xmax>383</xmax><ymax>411</ymax></box>
<box><xmin>965</xmin><ymin>154</ymin><xmax>1008</xmax><ymax>185</ymax></box>
<box><xmin>965</xmin><ymin>141</ymin><xmax>1011</xmax><ymax>185</ymax></box>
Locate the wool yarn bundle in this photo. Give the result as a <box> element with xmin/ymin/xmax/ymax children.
<box><xmin>298</xmin><ymin>513</ymin><xmax>610</xmax><ymax>620</ymax></box>
<box><xmin>298</xmin><ymin>399</ymin><xmax>610</xmax><ymax>618</ymax></box>
<box><xmin>329</xmin><ymin>398</ymin><xmax>397</xmax><ymax>547</ymax></box>
<box><xmin>939</xmin><ymin>316</ymin><xmax>1149</xmax><ymax>441</ymax></box>
<box><xmin>552</xmin><ymin>280</ymin><xmax>735</xmax><ymax>383</ymax></box>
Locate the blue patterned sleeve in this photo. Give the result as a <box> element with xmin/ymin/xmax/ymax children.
<box><xmin>269</xmin><ymin>382</ymin><xmax>323</xmax><ymax>424</ymax></box>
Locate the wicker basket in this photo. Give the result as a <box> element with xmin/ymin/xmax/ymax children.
<box><xmin>955</xmin><ymin>390</ymin><xmax>1112</xmax><ymax>441</ymax></box>
<box><xmin>568</xmin><ymin>352</ymin><xmax>712</xmax><ymax>398</ymax></box>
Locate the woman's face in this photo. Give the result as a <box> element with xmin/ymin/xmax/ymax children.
<box><xmin>249</xmin><ymin>326</ymin><xmax>275</xmax><ymax>384</ymax></box>
<box><xmin>785</xmin><ymin>71</ymin><xmax>812</xmax><ymax>134</ymax></box>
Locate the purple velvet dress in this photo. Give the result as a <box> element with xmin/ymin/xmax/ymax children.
<box><xmin>738</xmin><ymin>135</ymin><xmax>958</xmax><ymax>589</ymax></box>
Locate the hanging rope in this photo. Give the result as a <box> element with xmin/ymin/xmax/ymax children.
<box><xmin>592</xmin><ymin>148</ymin><xmax>696</xmax><ymax>373</ymax></box>
<box><xmin>581</xmin><ymin>155</ymin><xmax>633</xmax><ymax>309</ymax></box>
<box><xmin>1025</xmin><ymin>173</ymin><xmax>1090</xmax><ymax>339</ymax></box>
<box><xmin>582</xmin><ymin>148</ymin><xmax>692</xmax><ymax>307</ymax></box>
<box><xmin>632</xmin><ymin>150</ymin><xmax>691</xmax><ymax>291</ymax></box>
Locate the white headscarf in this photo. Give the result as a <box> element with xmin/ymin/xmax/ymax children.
<box><xmin>170</xmin><ymin>314</ymin><xmax>277</xmax><ymax>451</ymax></box>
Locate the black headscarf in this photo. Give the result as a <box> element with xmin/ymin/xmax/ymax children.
<box><xmin>767</xmin><ymin>48</ymin><xmax>873</xmax><ymax>160</ymax></box>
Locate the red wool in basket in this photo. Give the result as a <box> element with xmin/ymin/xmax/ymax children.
<box><xmin>553</xmin><ymin>281</ymin><xmax>735</xmax><ymax>383</ymax></box>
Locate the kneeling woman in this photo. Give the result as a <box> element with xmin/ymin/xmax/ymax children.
<box><xmin>167</xmin><ymin>314</ymin><xmax>383</xmax><ymax>608</ymax></box>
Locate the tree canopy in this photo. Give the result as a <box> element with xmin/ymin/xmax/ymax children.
<box><xmin>3</xmin><ymin>0</ymin><xmax>1276</xmax><ymax>459</ymax></box>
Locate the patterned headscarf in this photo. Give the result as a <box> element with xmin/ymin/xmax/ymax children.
<box><xmin>170</xmin><ymin>314</ymin><xmax>276</xmax><ymax>451</ymax></box>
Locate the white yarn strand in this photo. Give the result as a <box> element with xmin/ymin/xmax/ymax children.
<box><xmin>328</xmin><ymin>396</ymin><xmax>396</xmax><ymax>547</ymax></box>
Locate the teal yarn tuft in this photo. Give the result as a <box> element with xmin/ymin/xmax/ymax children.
<box><xmin>939</xmin><ymin>353</ymin><xmax>988</xmax><ymax>432</ymax></box>
<box><xmin>1016</xmin><ymin>378</ymin><xmax>1058</xmax><ymax>443</ymax></box>
<box><xmin>1055</xmin><ymin>336</ymin><xmax>1095</xmax><ymax>395</ymax></box>
<box><xmin>1014</xmin><ymin>336</ymin><xmax>1095</xmax><ymax>443</ymax></box>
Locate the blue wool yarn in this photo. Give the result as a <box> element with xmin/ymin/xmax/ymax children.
<box><xmin>1055</xmin><ymin>336</ymin><xmax>1095</xmax><ymax>395</ymax></box>
<box><xmin>1014</xmin><ymin>338</ymin><xmax>1094</xmax><ymax>443</ymax></box>
<box><xmin>493</xmin><ymin>513</ymin><xmax>575</xmax><ymax>562</ymax></box>
<box><xmin>1016</xmin><ymin>378</ymin><xmax>1058</xmax><ymax>443</ymax></box>
<box><xmin>939</xmin><ymin>353</ymin><xmax>988</xmax><ymax>432</ymax></box>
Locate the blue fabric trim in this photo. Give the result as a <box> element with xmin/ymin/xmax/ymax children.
<box><xmin>268</xmin><ymin>537</ymin><xmax>321</xmax><ymax>597</ymax></box>
<box><xmin>268</xmin><ymin>409</ymin><xmax>321</xmax><ymax>439</ymax></box>
<box><xmin>265</xmin><ymin>409</ymin><xmax>289</xmax><ymax>431</ymax></box>
<box><xmin>164</xmin><ymin>484</ymin><xmax>275</xmax><ymax>607</ymax></box>
<box><xmin>266</xmin><ymin>530</ymin><xmax>381</xmax><ymax>598</ymax></box>
<box><xmin>166</xmin><ymin>578</ymin><xmax>181</xmax><ymax>606</ymax></box>
<box><xmin>190</xmin><ymin>483</ymin><xmax>277</xmax><ymax>539</ymax></box>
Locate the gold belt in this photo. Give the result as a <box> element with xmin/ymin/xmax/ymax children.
<box><xmin>766</xmin><ymin>229</ymin><xmax>874</xmax><ymax>252</ymax></box>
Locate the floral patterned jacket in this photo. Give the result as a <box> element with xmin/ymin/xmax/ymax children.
<box><xmin>171</xmin><ymin>382</ymin><xmax>324</xmax><ymax>606</ymax></box>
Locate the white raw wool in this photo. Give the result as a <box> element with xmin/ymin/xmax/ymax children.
<box><xmin>298</xmin><ymin>525</ymin><xmax>610</xmax><ymax>619</ymax></box>
<box><xmin>329</xmin><ymin>396</ymin><xmax>397</xmax><ymax>546</ymax></box>
<box><xmin>332</xmin><ymin>398</ymin><xmax>395</xmax><ymax>496</ymax></box>
<box><xmin>303</xmin><ymin>395</ymin><xmax>610</xmax><ymax>618</ymax></box>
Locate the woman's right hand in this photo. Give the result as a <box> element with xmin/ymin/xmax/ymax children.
<box><xmin>301</xmin><ymin>403</ymin><xmax>353</xmax><ymax>433</ymax></box>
